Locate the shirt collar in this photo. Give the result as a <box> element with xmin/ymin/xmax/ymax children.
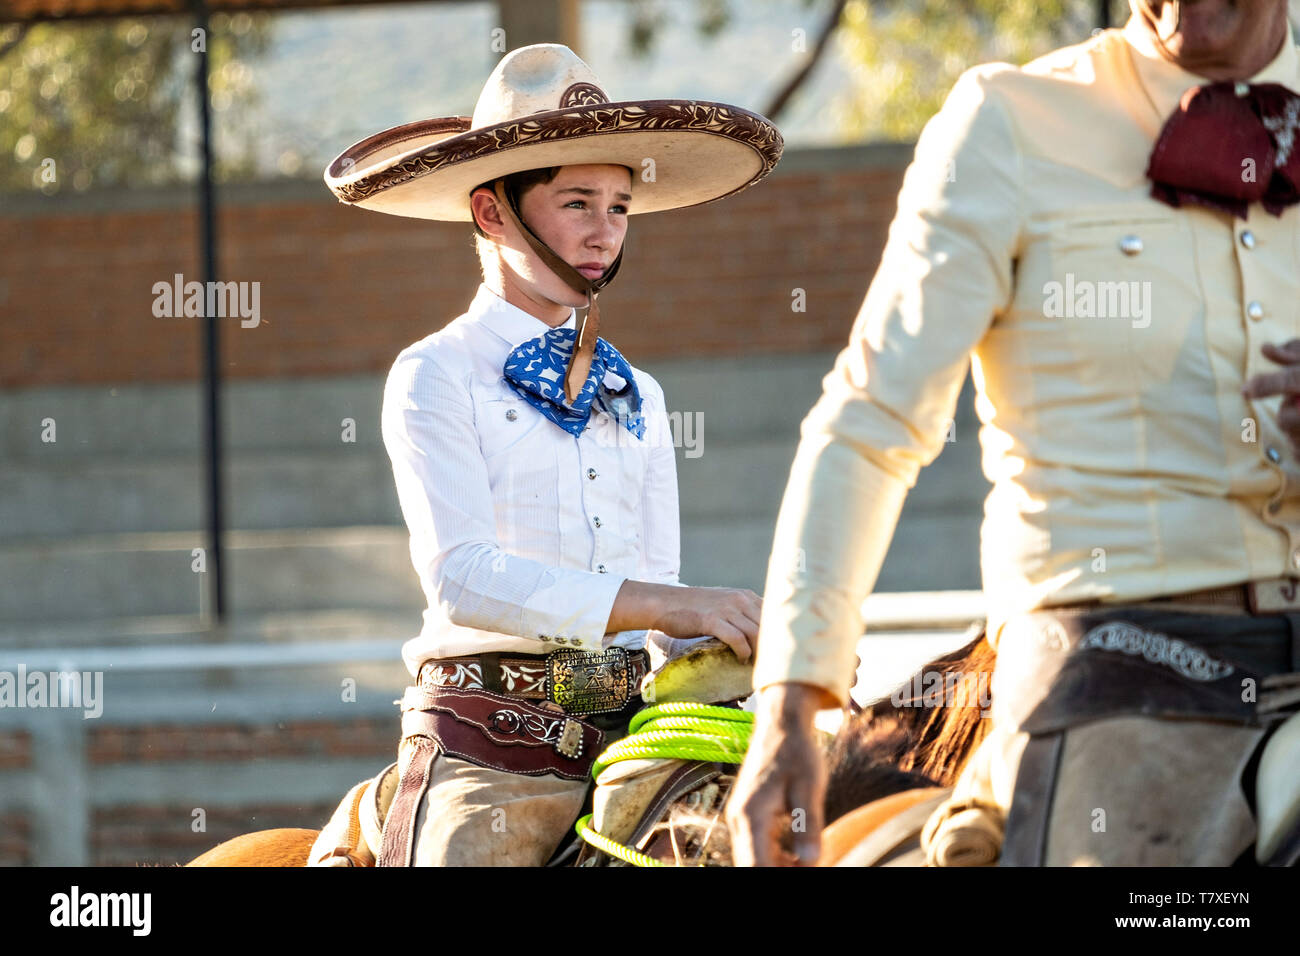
<box><xmin>1123</xmin><ymin>13</ymin><xmax>1299</xmax><ymax>123</ymax></box>
<box><xmin>469</xmin><ymin>284</ymin><xmax>575</xmax><ymax>350</ymax></box>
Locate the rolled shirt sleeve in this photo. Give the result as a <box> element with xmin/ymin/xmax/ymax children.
<box><xmin>753</xmin><ymin>66</ymin><xmax>1024</xmax><ymax>704</ymax></box>
<box><xmin>382</xmin><ymin>350</ymin><xmax>626</xmax><ymax>650</ymax></box>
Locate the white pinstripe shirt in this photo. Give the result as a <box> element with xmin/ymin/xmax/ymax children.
<box><xmin>382</xmin><ymin>284</ymin><xmax>680</xmax><ymax>675</ymax></box>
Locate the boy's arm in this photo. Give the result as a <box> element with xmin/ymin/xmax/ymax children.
<box><xmin>382</xmin><ymin>350</ymin><xmax>624</xmax><ymax>650</ymax></box>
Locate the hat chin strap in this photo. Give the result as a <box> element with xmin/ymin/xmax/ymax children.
<box><xmin>492</xmin><ymin>180</ymin><xmax>623</xmax><ymax>403</ymax></box>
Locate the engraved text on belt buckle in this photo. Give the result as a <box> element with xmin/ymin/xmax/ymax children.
<box><xmin>1248</xmin><ymin>578</ymin><xmax>1300</xmax><ymax>614</ymax></box>
<box><xmin>545</xmin><ymin>647</ymin><xmax>631</xmax><ymax>715</ymax></box>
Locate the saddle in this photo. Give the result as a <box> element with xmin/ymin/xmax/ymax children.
<box><xmin>822</xmin><ymin>787</ymin><xmax>952</xmax><ymax>867</ymax></box>
<box><xmin>991</xmin><ymin>618</ymin><xmax>1300</xmax><ymax>866</ymax></box>
<box><xmin>1257</xmin><ymin>705</ymin><xmax>1300</xmax><ymax>865</ymax></box>
<box><xmin>307</xmin><ymin>761</ymin><xmax>399</xmax><ymax>867</ymax></box>
<box><xmin>306</xmin><ymin>638</ymin><xmax>754</xmax><ymax>867</ymax></box>
<box><xmin>578</xmin><ymin>637</ymin><xmax>754</xmax><ymax>865</ymax></box>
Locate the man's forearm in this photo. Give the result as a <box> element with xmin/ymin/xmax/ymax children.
<box><xmin>758</xmin><ymin>681</ymin><xmax>841</xmax><ymax>718</ymax></box>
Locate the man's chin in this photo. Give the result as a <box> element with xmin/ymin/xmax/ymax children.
<box><xmin>1151</xmin><ymin>0</ymin><xmax>1246</xmax><ymax>64</ymax></box>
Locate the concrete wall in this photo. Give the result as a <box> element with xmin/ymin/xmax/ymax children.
<box><xmin>0</xmin><ymin>360</ymin><xmax>986</xmax><ymax>633</ymax></box>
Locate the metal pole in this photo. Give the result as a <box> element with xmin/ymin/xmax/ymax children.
<box><xmin>1097</xmin><ymin>0</ymin><xmax>1112</xmax><ymax>30</ymax></box>
<box><xmin>497</xmin><ymin>0</ymin><xmax>580</xmax><ymax>50</ymax></box>
<box><xmin>194</xmin><ymin>0</ymin><xmax>225</xmax><ymax>628</ymax></box>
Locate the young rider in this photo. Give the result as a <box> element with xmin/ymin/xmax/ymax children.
<box><xmin>315</xmin><ymin>43</ymin><xmax>782</xmax><ymax>865</ymax></box>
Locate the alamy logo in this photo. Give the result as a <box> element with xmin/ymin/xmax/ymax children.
<box><xmin>594</xmin><ymin>408</ymin><xmax>704</xmax><ymax>458</ymax></box>
<box><xmin>152</xmin><ymin>273</ymin><xmax>261</xmax><ymax>328</ymax></box>
<box><xmin>49</xmin><ymin>886</ymin><xmax>151</xmax><ymax>936</ymax></box>
<box><xmin>1042</xmin><ymin>273</ymin><xmax>1151</xmax><ymax>329</ymax></box>
<box><xmin>0</xmin><ymin>666</ymin><xmax>102</xmax><ymax>719</ymax></box>
<box><xmin>891</xmin><ymin>669</ymin><xmax>992</xmax><ymax>717</ymax></box>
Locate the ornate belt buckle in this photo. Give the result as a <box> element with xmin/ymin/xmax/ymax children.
<box><xmin>545</xmin><ymin>647</ymin><xmax>631</xmax><ymax>715</ymax></box>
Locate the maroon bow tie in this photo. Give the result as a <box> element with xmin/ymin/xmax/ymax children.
<box><xmin>1147</xmin><ymin>81</ymin><xmax>1300</xmax><ymax>219</ymax></box>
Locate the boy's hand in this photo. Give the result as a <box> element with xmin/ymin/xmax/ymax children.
<box><xmin>651</xmin><ymin>586</ymin><xmax>761</xmax><ymax>662</ymax></box>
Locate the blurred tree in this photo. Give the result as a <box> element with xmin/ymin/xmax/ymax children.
<box><xmin>0</xmin><ymin>12</ymin><xmax>271</xmax><ymax>195</ymax></box>
<box><xmin>628</xmin><ymin>0</ymin><xmax>734</xmax><ymax>53</ymax></box>
<box><xmin>624</xmin><ymin>0</ymin><xmax>1130</xmax><ymax>137</ymax></box>
<box><xmin>626</xmin><ymin>0</ymin><xmax>842</xmax><ymax>121</ymax></box>
<box><xmin>835</xmin><ymin>0</ymin><xmax>1132</xmax><ymax>140</ymax></box>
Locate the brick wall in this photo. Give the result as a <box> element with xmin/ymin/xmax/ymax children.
<box><xmin>86</xmin><ymin>718</ymin><xmax>393</xmax><ymax>764</ymax></box>
<box><xmin>0</xmin><ymin>812</ymin><xmax>29</xmax><ymax>867</ymax></box>
<box><xmin>0</xmin><ymin>145</ymin><xmax>912</xmax><ymax>389</ymax></box>
<box><xmin>87</xmin><ymin>718</ymin><xmax>394</xmax><ymax>865</ymax></box>
<box><xmin>0</xmin><ymin>719</ymin><xmax>396</xmax><ymax>866</ymax></box>
<box><xmin>93</xmin><ymin>803</ymin><xmax>336</xmax><ymax>867</ymax></box>
<box><xmin>0</xmin><ymin>730</ymin><xmax>30</xmax><ymax>770</ymax></box>
<box><xmin>0</xmin><ymin>732</ymin><xmax>31</xmax><ymax>865</ymax></box>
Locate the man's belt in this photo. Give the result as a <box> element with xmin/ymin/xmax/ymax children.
<box><xmin>1071</xmin><ymin>578</ymin><xmax>1300</xmax><ymax>615</ymax></box>
<box><xmin>418</xmin><ymin>646</ymin><xmax>649</xmax><ymax>716</ymax></box>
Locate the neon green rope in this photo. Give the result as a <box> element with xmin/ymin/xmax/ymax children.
<box><xmin>573</xmin><ymin>813</ymin><xmax>666</xmax><ymax>867</ymax></box>
<box><xmin>575</xmin><ymin>702</ymin><xmax>753</xmax><ymax>866</ymax></box>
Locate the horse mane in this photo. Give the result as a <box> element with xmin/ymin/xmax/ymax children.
<box><xmin>823</xmin><ymin>629</ymin><xmax>996</xmax><ymax>823</ymax></box>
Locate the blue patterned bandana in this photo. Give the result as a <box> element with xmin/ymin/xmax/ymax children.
<box><xmin>503</xmin><ymin>327</ymin><xmax>645</xmax><ymax>439</ymax></box>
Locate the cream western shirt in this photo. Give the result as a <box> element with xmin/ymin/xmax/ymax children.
<box><xmin>383</xmin><ymin>285</ymin><xmax>680</xmax><ymax>676</ymax></box>
<box><xmin>754</xmin><ymin>19</ymin><xmax>1300</xmax><ymax>704</ymax></box>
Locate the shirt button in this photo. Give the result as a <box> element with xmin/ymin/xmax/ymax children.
<box><xmin>1240</xmin><ymin>230</ymin><xmax>1257</xmax><ymax>250</ymax></box>
<box><xmin>597</xmin><ymin>564</ymin><xmax>607</xmax><ymax>573</ymax></box>
<box><xmin>1266</xmin><ymin>445</ymin><xmax>1282</xmax><ymax>464</ymax></box>
<box><xmin>587</xmin><ymin>468</ymin><xmax>597</xmax><ymax>480</ymax></box>
<box><xmin>1268</xmin><ymin>500</ymin><xmax>1282</xmax><ymax>515</ymax></box>
<box><xmin>1246</xmin><ymin>301</ymin><xmax>1265</xmax><ymax>321</ymax></box>
<box><xmin>505</xmin><ymin>408</ymin><xmax>518</xmax><ymax>422</ymax></box>
<box><xmin>1118</xmin><ymin>234</ymin><xmax>1143</xmax><ymax>257</ymax></box>
<box><xmin>592</xmin><ymin>516</ymin><xmax>602</xmax><ymax>528</ymax></box>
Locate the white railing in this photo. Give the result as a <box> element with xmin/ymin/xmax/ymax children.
<box><xmin>0</xmin><ymin>591</ymin><xmax>984</xmax><ymax>674</ymax></box>
<box><xmin>0</xmin><ymin>592</ymin><xmax>985</xmax><ymax>864</ymax></box>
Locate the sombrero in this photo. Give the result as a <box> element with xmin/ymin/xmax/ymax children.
<box><xmin>323</xmin><ymin>43</ymin><xmax>784</xmax><ymax>222</ymax></box>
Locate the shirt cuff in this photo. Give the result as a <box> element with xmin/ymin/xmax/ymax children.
<box><xmin>521</xmin><ymin>568</ymin><xmax>627</xmax><ymax>651</ymax></box>
<box><xmin>752</xmin><ymin>583</ymin><xmax>863</xmax><ymax>707</ymax></box>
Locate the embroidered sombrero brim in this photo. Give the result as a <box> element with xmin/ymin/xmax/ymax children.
<box><xmin>324</xmin><ymin>98</ymin><xmax>783</xmax><ymax>222</ymax></box>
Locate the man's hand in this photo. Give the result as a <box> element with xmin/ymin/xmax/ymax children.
<box><xmin>1243</xmin><ymin>339</ymin><xmax>1300</xmax><ymax>456</ymax></box>
<box><xmin>726</xmin><ymin>682</ymin><xmax>837</xmax><ymax>866</ymax></box>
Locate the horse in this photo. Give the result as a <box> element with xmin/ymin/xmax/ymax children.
<box><xmin>186</xmin><ymin>631</ymin><xmax>997</xmax><ymax>867</ymax></box>
<box><xmin>628</xmin><ymin>629</ymin><xmax>997</xmax><ymax>866</ymax></box>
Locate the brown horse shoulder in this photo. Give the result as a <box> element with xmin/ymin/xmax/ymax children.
<box><xmin>186</xmin><ymin>828</ymin><xmax>320</xmax><ymax>867</ymax></box>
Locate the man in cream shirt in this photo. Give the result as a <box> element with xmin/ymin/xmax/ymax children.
<box><xmin>729</xmin><ymin>0</ymin><xmax>1300</xmax><ymax>866</ymax></box>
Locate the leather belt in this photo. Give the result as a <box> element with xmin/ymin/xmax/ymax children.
<box><xmin>418</xmin><ymin>647</ymin><xmax>649</xmax><ymax>716</ymax></box>
<box><xmin>1142</xmin><ymin>584</ymin><xmax>1254</xmax><ymax>609</ymax></box>
<box><xmin>1071</xmin><ymin>578</ymin><xmax>1300</xmax><ymax>615</ymax></box>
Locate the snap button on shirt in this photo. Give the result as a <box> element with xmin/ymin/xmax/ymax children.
<box><xmin>1118</xmin><ymin>234</ymin><xmax>1143</xmax><ymax>256</ymax></box>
